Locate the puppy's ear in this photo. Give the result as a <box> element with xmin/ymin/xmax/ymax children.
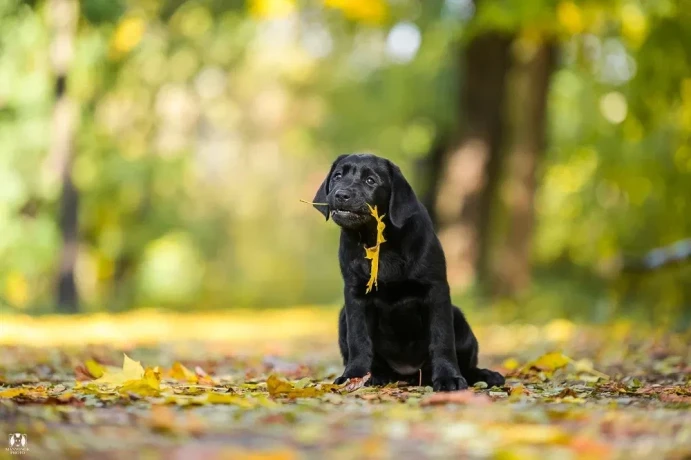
<box><xmin>312</xmin><ymin>154</ymin><xmax>348</xmax><ymax>220</ymax></box>
<box><xmin>387</xmin><ymin>160</ymin><xmax>418</xmax><ymax>228</ymax></box>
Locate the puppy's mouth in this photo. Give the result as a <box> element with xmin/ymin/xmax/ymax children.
<box><xmin>330</xmin><ymin>207</ymin><xmax>371</xmax><ymax>228</ymax></box>
<box><xmin>331</xmin><ymin>209</ymin><xmax>366</xmax><ymax>218</ymax></box>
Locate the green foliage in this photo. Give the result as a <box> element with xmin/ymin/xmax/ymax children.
<box><xmin>0</xmin><ymin>0</ymin><xmax>689</xmax><ymax>316</ymax></box>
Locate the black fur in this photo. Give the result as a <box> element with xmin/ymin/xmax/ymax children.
<box><xmin>313</xmin><ymin>153</ymin><xmax>504</xmax><ymax>391</ymax></box>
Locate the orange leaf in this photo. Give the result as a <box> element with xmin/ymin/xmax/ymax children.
<box><xmin>344</xmin><ymin>373</ymin><xmax>371</xmax><ymax>392</ymax></box>
<box><xmin>74</xmin><ymin>365</ymin><xmax>94</xmax><ymax>382</ymax></box>
<box><xmin>195</xmin><ymin>366</ymin><xmax>215</xmax><ymax>385</ymax></box>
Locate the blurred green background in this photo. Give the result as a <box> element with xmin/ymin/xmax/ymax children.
<box><xmin>0</xmin><ymin>0</ymin><xmax>689</xmax><ymax>325</ymax></box>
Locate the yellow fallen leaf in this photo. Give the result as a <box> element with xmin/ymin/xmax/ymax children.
<box><xmin>509</xmin><ymin>384</ymin><xmax>530</xmax><ymax>401</ymax></box>
<box><xmin>364</xmin><ymin>204</ymin><xmax>386</xmax><ymax>294</ymax></box>
<box><xmin>56</xmin><ymin>391</ymin><xmax>75</xmax><ymax>403</ymax></box>
<box><xmin>120</xmin><ymin>367</ymin><xmax>161</xmax><ymax>396</ymax></box>
<box><xmin>204</xmin><ymin>392</ymin><xmax>255</xmax><ymax>408</ymax></box>
<box><xmin>85</xmin><ymin>355</ymin><xmax>161</xmax><ymax>397</ymax></box>
<box><xmin>267</xmin><ymin>374</ymin><xmax>293</xmax><ymax>396</ymax></box>
<box><xmin>92</xmin><ymin>353</ymin><xmax>145</xmax><ymax>386</ymax></box>
<box><xmin>0</xmin><ymin>387</ymin><xmax>48</xmax><ymax>399</ymax></box>
<box><xmin>527</xmin><ymin>352</ymin><xmax>571</xmax><ymax>372</ymax></box>
<box><xmin>573</xmin><ymin>358</ymin><xmax>610</xmax><ymax>380</ymax></box>
<box><xmin>75</xmin><ymin>359</ymin><xmax>109</xmax><ymax>381</ymax></box>
<box><xmin>266</xmin><ymin>374</ymin><xmax>328</xmax><ymax>398</ymax></box>
<box><xmin>170</xmin><ymin>362</ymin><xmax>198</xmax><ymax>383</ymax></box>
<box><xmin>502</xmin><ymin>358</ymin><xmax>520</xmax><ymax>371</ymax></box>
<box><xmin>85</xmin><ymin>359</ymin><xmax>105</xmax><ymax>379</ymax></box>
<box><xmin>161</xmin><ymin>394</ymin><xmax>195</xmax><ymax>406</ymax></box>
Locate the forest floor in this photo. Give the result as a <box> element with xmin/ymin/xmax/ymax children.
<box><xmin>1</xmin><ymin>308</ymin><xmax>690</xmax><ymax>460</ymax></box>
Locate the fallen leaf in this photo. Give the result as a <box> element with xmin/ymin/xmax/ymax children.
<box><xmin>267</xmin><ymin>374</ymin><xmax>329</xmax><ymax>398</ymax></box>
<box><xmin>267</xmin><ymin>374</ymin><xmax>294</xmax><ymax>396</ymax></box>
<box><xmin>119</xmin><ymin>367</ymin><xmax>161</xmax><ymax>396</ymax></box>
<box><xmin>509</xmin><ymin>384</ymin><xmax>530</xmax><ymax>401</ymax></box>
<box><xmin>170</xmin><ymin>362</ymin><xmax>198</xmax><ymax>383</ymax></box>
<box><xmin>74</xmin><ymin>359</ymin><xmax>105</xmax><ymax>381</ymax></box>
<box><xmin>0</xmin><ymin>387</ymin><xmax>49</xmax><ymax>399</ymax></box>
<box><xmin>85</xmin><ymin>359</ymin><xmax>105</xmax><ymax>378</ymax></box>
<box><xmin>293</xmin><ymin>377</ymin><xmax>311</xmax><ymax>389</ymax></box>
<box><xmin>55</xmin><ymin>391</ymin><xmax>78</xmax><ymax>403</ymax></box>
<box><xmin>92</xmin><ymin>354</ymin><xmax>144</xmax><ymax>386</ymax></box>
<box><xmin>344</xmin><ymin>373</ymin><xmax>371</xmax><ymax>392</ymax></box>
<box><xmin>74</xmin><ymin>365</ymin><xmax>93</xmax><ymax>382</ymax></box>
<box><xmin>529</xmin><ymin>352</ymin><xmax>571</xmax><ymax>372</ymax></box>
<box><xmin>203</xmin><ymin>392</ymin><xmax>255</xmax><ymax>407</ymax></box>
<box><xmin>195</xmin><ymin>366</ymin><xmax>216</xmax><ymax>385</ymax></box>
<box><xmin>659</xmin><ymin>393</ymin><xmax>691</xmax><ymax>404</ymax></box>
<box><xmin>556</xmin><ymin>387</ymin><xmax>579</xmax><ymax>398</ymax></box>
<box><xmin>502</xmin><ymin>358</ymin><xmax>520</xmax><ymax>371</ymax></box>
<box><xmin>573</xmin><ymin>358</ymin><xmax>609</xmax><ymax>380</ymax></box>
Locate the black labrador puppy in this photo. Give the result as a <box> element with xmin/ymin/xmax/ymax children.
<box><xmin>312</xmin><ymin>153</ymin><xmax>504</xmax><ymax>391</ymax></box>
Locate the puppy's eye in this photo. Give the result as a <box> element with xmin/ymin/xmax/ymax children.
<box><xmin>366</xmin><ymin>177</ymin><xmax>376</xmax><ymax>186</ymax></box>
<box><xmin>332</xmin><ymin>173</ymin><xmax>342</xmax><ymax>181</ymax></box>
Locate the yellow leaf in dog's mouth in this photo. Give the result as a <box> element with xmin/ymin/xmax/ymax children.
<box><xmin>301</xmin><ymin>199</ymin><xmax>385</xmax><ymax>294</ymax></box>
<box><xmin>365</xmin><ymin>204</ymin><xmax>386</xmax><ymax>294</ymax></box>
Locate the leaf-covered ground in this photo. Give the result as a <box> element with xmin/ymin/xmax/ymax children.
<box><xmin>1</xmin><ymin>309</ymin><xmax>690</xmax><ymax>459</ymax></box>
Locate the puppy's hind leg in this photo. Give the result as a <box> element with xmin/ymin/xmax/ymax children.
<box><xmin>453</xmin><ymin>307</ymin><xmax>505</xmax><ymax>388</ymax></box>
<box><xmin>338</xmin><ymin>305</ymin><xmax>349</xmax><ymax>365</ymax></box>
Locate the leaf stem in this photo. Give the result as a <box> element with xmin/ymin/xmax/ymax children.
<box><xmin>300</xmin><ymin>200</ymin><xmax>328</xmax><ymax>206</ymax></box>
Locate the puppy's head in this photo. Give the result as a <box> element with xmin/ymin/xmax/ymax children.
<box><xmin>312</xmin><ymin>153</ymin><xmax>418</xmax><ymax>230</ymax></box>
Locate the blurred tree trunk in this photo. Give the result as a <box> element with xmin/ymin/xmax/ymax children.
<box><xmin>417</xmin><ymin>135</ymin><xmax>448</xmax><ymax>228</ymax></box>
<box><xmin>433</xmin><ymin>33</ymin><xmax>512</xmax><ymax>289</ymax></box>
<box><xmin>490</xmin><ymin>41</ymin><xmax>557</xmax><ymax>296</ymax></box>
<box><xmin>47</xmin><ymin>0</ymin><xmax>80</xmax><ymax>313</ymax></box>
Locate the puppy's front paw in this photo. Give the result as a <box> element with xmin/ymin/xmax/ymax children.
<box><xmin>482</xmin><ymin>369</ymin><xmax>505</xmax><ymax>387</ymax></box>
<box><xmin>432</xmin><ymin>375</ymin><xmax>468</xmax><ymax>392</ymax></box>
<box><xmin>334</xmin><ymin>365</ymin><xmax>370</xmax><ymax>385</ymax></box>
<box><xmin>466</xmin><ymin>368</ymin><xmax>505</xmax><ymax>387</ymax></box>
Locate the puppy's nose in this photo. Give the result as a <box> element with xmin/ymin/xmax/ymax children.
<box><xmin>334</xmin><ymin>190</ymin><xmax>351</xmax><ymax>203</ymax></box>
